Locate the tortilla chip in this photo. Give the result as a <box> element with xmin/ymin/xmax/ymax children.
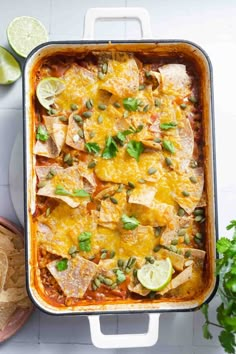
<box><xmin>99</xmin><ymin>191</ymin><xmax>127</xmax><ymax>229</ymax></box>
<box><xmin>95</xmin><ymin>146</ymin><xmax>164</xmax><ymax>185</ymax></box>
<box><xmin>156</xmin><ymin>248</ymin><xmax>184</xmax><ymax>271</ymax></box>
<box><xmin>100</xmin><ymin>54</ymin><xmax>139</xmax><ymax>97</ymax></box>
<box><xmin>47</xmin><ymin>255</ymin><xmax>98</xmax><ymax>298</ymax></box>
<box><xmin>0</xmin><ymin>305</ymin><xmax>17</xmax><ymax>330</ymax></box>
<box><xmin>174</xmin><ymin>119</ymin><xmax>194</xmax><ymax>172</ymax></box>
<box><xmin>159</xmin><ymin>64</ymin><xmax>191</xmax><ymax>96</ymax></box>
<box><xmin>128</xmin><ymin>185</ymin><xmax>156</xmax><ymax>208</ymax></box>
<box><xmin>37</xmin><ymin>203</ymin><xmax>97</xmax><ymax>258</ymax></box>
<box><xmin>37</xmin><ymin>166</ymin><xmax>89</xmax><ymax>208</ymax></box>
<box><xmin>35</xmin><ymin>165</ymin><xmax>63</xmax><ymax>182</ymax></box>
<box><xmin>120</xmin><ymin>226</ymin><xmax>155</xmax><ymax>258</ymax></box>
<box><xmin>0</xmin><ymin>250</ymin><xmax>8</xmax><ymax>292</ymax></box>
<box><xmin>130</xmin><ymin>202</ymin><xmax>176</xmax><ymax>229</ymax></box>
<box><xmin>66</xmin><ymin>112</ymin><xmax>85</xmax><ymax>151</ymax></box>
<box><xmin>0</xmin><ymin>288</ymin><xmax>27</xmax><ymax>303</ymax></box>
<box><xmin>172</xmin><ymin>167</ymin><xmax>204</xmax><ymax>214</ymax></box>
<box><xmin>158</xmin><ymin>265</ymin><xmax>193</xmax><ymax>295</ymax></box>
<box><xmin>0</xmin><ymin>238</ymin><xmax>15</xmax><ymax>254</ymax></box>
<box><xmin>34</xmin><ymin>116</ymin><xmax>67</xmax><ymax>158</ymax></box>
<box><xmin>55</xmin><ymin>64</ymin><xmax>97</xmax><ymax>111</ymax></box>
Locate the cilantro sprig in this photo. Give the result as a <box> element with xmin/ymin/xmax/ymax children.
<box><xmin>55</xmin><ymin>185</ymin><xmax>90</xmax><ymax>197</ymax></box>
<box><xmin>85</xmin><ymin>142</ymin><xmax>101</xmax><ymax>154</ymax></box>
<box><xmin>36</xmin><ymin>125</ymin><xmax>49</xmax><ymax>142</ymax></box>
<box><xmin>121</xmin><ymin>214</ymin><xmax>140</xmax><ymax>230</ymax></box>
<box><xmin>201</xmin><ymin>220</ymin><xmax>236</xmax><ymax>353</ymax></box>
<box><xmin>126</xmin><ymin>140</ymin><xmax>144</xmax><ymax>162</ymax></box>
<box><xmin>102</xmin><ymin>136</ymin><xmax>118</xmax><ymax>159</ymax></box>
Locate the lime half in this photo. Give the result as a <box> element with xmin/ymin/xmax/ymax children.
<box><xmin>137</xmin><ymin>257</ymin><xmax>172</xmax><ymax>291</ymax></box>
<box><xmin>7</xmin><ymin>16</ymin><xmax>48</xmax><ymax>58</ymax></box>
<box><xmin>36</xmin><ymin>77</ymin><xmax>65</xmax><ymax>110</ymax></box>
<box><xmin>0</xmin><ymin>46</ymin><xmax>21</xmax><ymax>85</ymax></box>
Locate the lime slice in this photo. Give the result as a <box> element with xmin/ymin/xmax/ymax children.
<box><xmin>36</xmin><ymin>77</ymin><xmax>65</xmax><ymax>110</ymax></box>
<box><xmin>137</xmin><ymin>257</ymin><xmax>172</xmax><ymax>291</ymax></box>
<box><xmin>7</xmin><ymin>16</ymin><xmax>48</xmax><ymax>58</ymax></box>
<box><xmin>0</xmin><ymin>46</ymin><xmax>21</xmax><ymax>85</ymax></box>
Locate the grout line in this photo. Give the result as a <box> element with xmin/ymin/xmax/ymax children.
<box><xmin>0</xmin><ymin>108</ymin><xmax>22</xmax><ymax>111</ymax></box>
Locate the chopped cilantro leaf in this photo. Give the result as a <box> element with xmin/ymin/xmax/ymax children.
<box><xmin>85</xmin><ymin>142</ymin><xmax>101</xmax><ymax>154</ymax></box>
<box><xmin>126</xmin><ymin>140</ymin><xmax>144</xmax><ymax>161</ymax></box>
<box><xmin>102</xmin><ymin>136</ymin><xmax>118</xmax><ymax>159</ymax></box>
<box><xmin>56</xmin><ymin>258</ymin><xmax>68</xmax><ymax>271</ymax></box>
<box><xmin>36</xmin><ymin>125</ymin><xmax>49</xmax><ymax>142</ymax></box>
<box><xmin>121</xmin><ymin>214</ymin><xmax>140</xmax><ymax>230</ymax></box>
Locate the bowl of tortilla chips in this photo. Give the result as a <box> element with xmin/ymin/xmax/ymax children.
<box><xmin>0</xmin><ymin>217</ymin><xmax>33</xmax><ymax>342</ymax></box>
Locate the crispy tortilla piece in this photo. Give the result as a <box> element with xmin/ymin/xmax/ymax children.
<box><xmin>66</xmin><ymin>112</ymin><xmax>85</xmax><ymax>151</ymax></box>
<box><xmin>128</xmin><ymin>185</ymin><xmax>156</xmax><ymax>208</ymax></box>
<box><xmin>100</xmin><ymin>54</ymin><xmax>139</xmax><ymax>97</ymax></box>
<box><xmin>0</xmin><ymin>305</ymin><xmax>17</xmax><ymax>330</ymax></box>
<box><xmin>128</xmin><ymin>282</ymin><xmax>150</xmax><ymax>297</ymax></box>
<box><xmin>97</xmin><ymin>259</ymin><xmax>117</xmax><ymax>280</ymax></box>
<box><xmin>159</xmin><ymin>64</ymin><xmax>191</xmax><ymax>96</ymax></box>
<box><xmin>0</xmin><ymin>250</ymin><xmax>8</xmax><ymax>292</ymax></box>
<box><xmin>0</xmin><ymin>237</ymin><xmax>15</xmax><ymax>254</ymax></box>
<box><xmin>174</xmin><ymin>119</ymin><xmax>194</xmax><ymax>172</ymax></box>
<box><xmin>156</xmin><ymin>248</ymin><xmax>184</xmax><ymax>271</ymax></box>
<box><xmin>158</xmin><ymin>265</ymin><xmax>193</xmax><ymax>295</ymax></box>
<box><xmin>34</xmin><ymin>116</ymin><xmax>67</xmax><ymax>158</ymax></box>
<box><xmin>120</xmin><ymin>226</ymin><xmax>155</xmax><ymax>258</ymax></box>
<box><xmin>37</xmin><ymin>166</ymin><xmax>89</xmax><ymax>208</ymax></box>
<box><xmin>99</xmin><ymin>191</ymin><xmax>127</xmax><ymax>229</ymax></box>
<box><xmin>160</xmin><ymin>215</ymin><xmax>179</xmax><ymax>245</ymax></box>
<box><xmin>0</xmin><ymin>288</ymin><xmax>28</xmax><ymax>303</ymax></box>
<box><xmin>47</xmin><ymin>255</ymin><xmax>98</xmax><ymax>298</ymax></box>
<box><xmin>95</xmin><ymin>147</ymin><xmax>164</xmax><ymax>185</ymax></box>
<box><xmin>83</xmin><ymin>105</ymin><xmax>128</xmax><ymax>149</ymax></box>
<box><xmin>55</xmin><ymin>64</ymin><xmax>97</xmax><ymax>111</ymax></box>
<box><xmin>182</xmin><ymin>248</ymin><xmax>206</xmax><ymax>261</ymax></box>
<box><xmin>171</xmin><ymin>167</ymin><xmax>204</xmax><ymax>214</ymax></box>
<box><xmin>94</xmin><ymin>185</ymin><xmax>118</xmax><ymax>200</ymax></box>
<box><xmin>35</xmin><ymin>165</ymin><xmax>63</xmax><ymax>182</ymax></box>
<box><xmin>130</xmin><ymin>202</ymin><xmax>176</xmax><ymax>229</ymax></box>
<box><xmin>37</xmin><ymin>203</ymin><xmax>97</xmax><ymax>258</ymax></box>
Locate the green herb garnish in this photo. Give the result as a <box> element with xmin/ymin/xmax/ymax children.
<box><xmin>116</xmin><ymin>125</ymin><xmax>143</xmax><ymax>143</ymax></box>
<box><xmin>201</xmin><ymin>220</ymin><xmax>236</xmax><ymax>353</ymax></box>
<box><xmin>121</xmin><ymin>214</ymin><xmax>140</xmax><ymax>230</ymax></box>
<box><xmin>36</xmin><ymin>125</ymin><xmax>49</xmax><ymax>142</ymax></box>
<box><xmin>78</xmin><ymin>231</ymin><xmax>92</xmax><ymax>252</ymax></box>
<box><xmin>56</xmin><ymin>259</ymin><xmax>68</xmax><ymax>271</ymax></box>
<box><xmin>160</xmin><ymin>122</ymin><xmax>177</xmax><ymax>130</ymax></box>
<box><xmin>126</xmin><ymin>140</ymin><xmax>144</xmax><ymax>162</ymax></box>
<box><xmin>102</xmin><ymin>136</ymin><xmax>118</xmax><ymax>159</ymax></box>
<box><xmin>85</xmin><ymin>142</ymin><xmax>101</xmax><ymax>154</ymax></box>
<box><xmin>123</xmin><ymin>97</ymin><xmax>138</xmax><ymax>111</ymax></box>
<box><xmin>55</xmin><ymin>185</ymin><xmax>90</xmax><ymax>197</ymax></box>
<box><xmin>162</xmin><ymin>140</ymin><xmax>175</xmax><ymax>154</ymax></box>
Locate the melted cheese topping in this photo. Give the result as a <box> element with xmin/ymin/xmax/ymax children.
<box><xmin>34</xmin><ymin>53</ymin><xmax>206</xmax><ymax>304</ymax></box>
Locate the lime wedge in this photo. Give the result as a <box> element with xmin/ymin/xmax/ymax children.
<box><xmin>36</xmin><ymin>77</ymin><xmax>65</xmax><ymax>110</ymax></box>
<box><xmin>0</xmin><ymin>46</ymin><xmax>21</xmax><ymax>85</ymax></box>
<box><xmin>7</xmin><ymin>16</ymin><xmax>48</xmax><ymax>58</ymax></box>
<box><xmin>137</xmin><ymin>257</ymin><xmax>172</xmax><ymax>291</ymax></box>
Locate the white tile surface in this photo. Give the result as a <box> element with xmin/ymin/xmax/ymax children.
<box><xmin>39</xmin><ymin>313</ymin><xmax>117</xmax><ymax>344</ymax></box>
<box><xmin>0</xmin><ymin>109</ymin><xmax>22</xmax><ymax>185</ymax></box>
<box><xmin>0</xmin><ymin>0</ymin><xmax>236</xmax><ymax>353</ymax></box>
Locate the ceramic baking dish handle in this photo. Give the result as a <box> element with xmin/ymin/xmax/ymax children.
<box><xmin>88</xmin><ymin>313</ymin><xmax>160</xmax><ymax>348</ymax></box>
<box><xmin>83</xmin><ymin>7</ymin><xmax>152</xmax><ymax>39</ymax></box>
